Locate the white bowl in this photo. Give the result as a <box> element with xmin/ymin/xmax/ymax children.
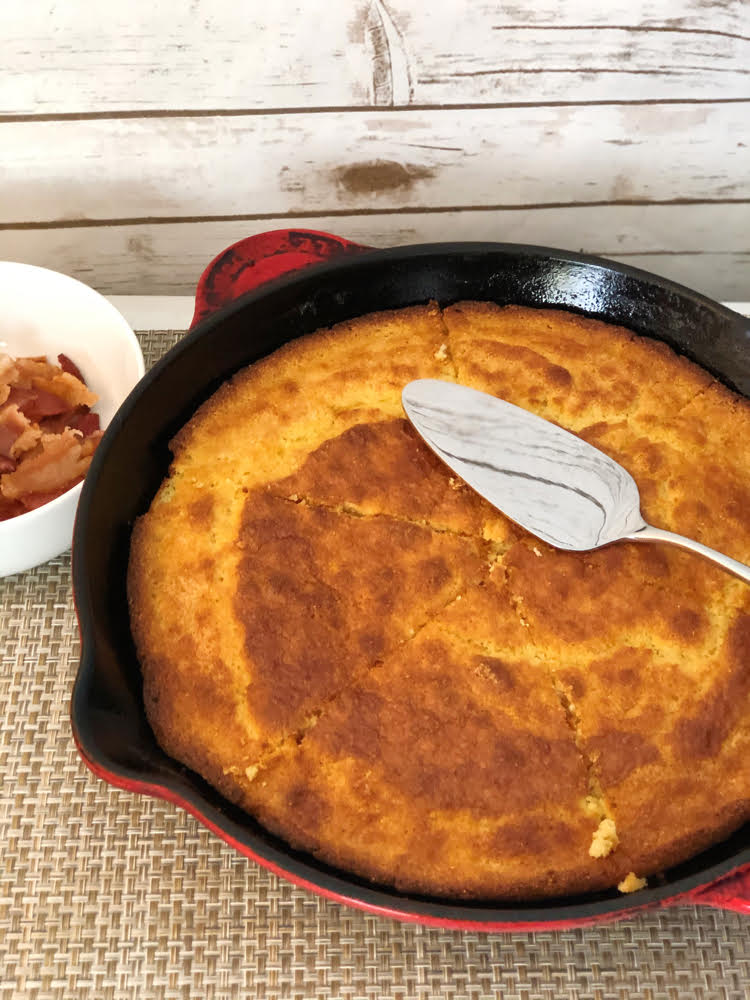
<box><xmin>0</xmin><ymin>263</ymin><xmax>145</xmax><ymax>576</ymax></box>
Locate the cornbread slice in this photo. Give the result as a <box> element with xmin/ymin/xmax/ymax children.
<box><xmin>129</xmin><ymin>482</ymin><xmax>491</xmax><ymax>781</ymax></box>
<box><xmin>501</xmin><ymin>536</ymin><xmax>736</xmax><ymax>650</ymax></box>
<box><xmin>170</xmin><ymin>303</ymin><xmax>455</xmax><ymax>491</ymax></box>
<box><xmin>232</xmin><ymin>621</ymin><xmax>622</xmax><ymax>900</ymax></box>
<box><xmin>435</xmin><ymin>559</ymin><xmax>618</xmax><ymax>857</ymax></box>
<box><xmin>442</xmin><ymin>302</ymin><xmax>714</xmax><ymax>433</ymax></box>
<box><xmin>547</xmin><ymin>604</ymin><xmax>750</xmax><ymax>878</ymax></box>
<box><xmin>271</xmin><ymin>416</ymin><xmax>518</xmax><ymax>547</ymax></box>
<box><xmin>498</xmin><ymin>537</ymin><xmax>750</xmax><ymax>875</ymax></box>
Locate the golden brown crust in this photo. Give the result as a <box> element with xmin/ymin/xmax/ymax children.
<box><xmin>271</xmin><ymin>418</ymin><xmax>488</xmax><ymax>535</ymax></box>
<box><xmin>233</xmin><ymin>488</ymin><xmax>489</xmax><ymax>735</ymax></box>
<box><xmin>220</xmin><ymin>622</ymin><xmax>626</xmax><ymax>900</ymax></box>
<box><xmin>128</xmin><ymin>301</ymin><xmax>750</xmax><ymax>901</ymax></box>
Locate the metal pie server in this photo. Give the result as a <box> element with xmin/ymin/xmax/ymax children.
<box><xmin>402</xmin><ymin>379</ymin><xmax>750</xmax><ymax>583</ymax></box>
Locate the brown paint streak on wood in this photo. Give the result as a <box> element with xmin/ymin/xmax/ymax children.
<box><xmin>2</xmin><ymin>99</ymin><xmax>748</xmax><ymax>124</ymax></box>
<box><xmin>441</xmin><ymin>67</ymin><xmax>749</xmax><ymax>78</ymax></box>
<box><xmin>334</xmin><ymin>160</ymin><xmax>434</xmax><ymax>195</ymax></box>
<box><xmin>488</xmin><ymin>24</ymin><xmax>750</xmax><ymax>43</ymax></box>
<box><xmin>2</xmin><ymin>198</ymin><xmax>749</xmax><ymax>232</ymax></box>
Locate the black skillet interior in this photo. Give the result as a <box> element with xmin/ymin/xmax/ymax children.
<box><xmin>72</xmin><ymin>243</ymin><xmax>750</xmax><ymax>924</ymax></box>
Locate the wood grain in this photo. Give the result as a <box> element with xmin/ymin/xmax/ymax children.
<box><xmin>1</xmin><ymin>0</ymin><xmax>747</xmax><ymax>300</ymax></box>
<box><xmin>2</xmin><ymin>104</ymin><xmax>748</xmax><ymax>224</ymax></box>
<box><xmin>1</xmin><ymin>205</ymin><xmax>746</xmax><ymax>300</ymax></box>
<box><xmin>2</xmin><ymin>0</ymin><xmax>748</xmax><ymax>115</ymax></box>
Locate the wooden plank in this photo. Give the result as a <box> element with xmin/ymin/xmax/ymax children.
<box><xmin>1</xmin><ymin>204</ymin><xmax>747</xmax><ymax>301</ymax></box>
<box><xmin>0</xmin><ymin>0</ymin><xmax>371</xmax><ymax>115</ymax></box>
<box><xmin>401</xmin><ymin>4</ymin><xmax>750</xmax><ymax>105</ymax></box>
<box><xmin>2</xmin><ymin>0</ymin><xmax>748</xmax><ymax>115</ymax></box>
<box><xmin>3</xmin><ymin>104</ymin><xmax>748</xmax><ymax>224</ymax></box>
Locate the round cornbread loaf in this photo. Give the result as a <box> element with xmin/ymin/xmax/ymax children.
<box><xmin>128</xmin><ymin>302</ymin><xmax>750</xmax><ymax>900</ymax></box>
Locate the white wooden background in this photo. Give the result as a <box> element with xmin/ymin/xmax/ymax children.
<box><xmin>1</xmin><ymin>0</ymin><xmax>748</xmax><ymax>299</ymax></box>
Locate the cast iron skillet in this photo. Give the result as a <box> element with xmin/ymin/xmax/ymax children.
<box><xmin>71</xmin><ymin>230</ymin><xmax>750</xmax><ymax>930</ymax></box>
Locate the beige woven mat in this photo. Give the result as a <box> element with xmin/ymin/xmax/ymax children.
<box><xmin>1</xmin><ymin>329</ymin><xmax>749</xmax><ymax>1000</ymax></box>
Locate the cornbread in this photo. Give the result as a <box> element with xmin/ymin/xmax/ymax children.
<box><xmin>128</xmin><ymin>302</ymin><xmax>750</xmax><ymax>900</ymax></box>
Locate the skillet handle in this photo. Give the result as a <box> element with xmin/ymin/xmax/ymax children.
<box><xmin>682</xmin><ymin>865</ymin><xmax>750</xmax><ymax>914</ymax></box>
<box><xmin>191</xmin><ymin>229</ymin><xmax>374</xmax><ymax>328</ymax></box>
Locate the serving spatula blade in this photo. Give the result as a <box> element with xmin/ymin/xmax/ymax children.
<box><xmin>402</xmin><ymin>379</ymin><xmax>750</xmax><ymax>582</ymax></box>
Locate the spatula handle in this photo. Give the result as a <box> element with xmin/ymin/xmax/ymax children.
<box><xmin>627</xmin><ymin>524</ymin><xmax>750</xmax><ymax>583</ymax></box>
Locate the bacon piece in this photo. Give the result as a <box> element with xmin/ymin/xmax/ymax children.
<box><xmin>31</xmin><ymin>371</ymin><xmax>97</xmax><ymax>409</ymax></box>
<box><xmin>18</xmin><ymin>477</ymin><xmax>84</xmax><ymax>511</ymax></box>
<box><xmin>69</xmin><ymin>410</ymin><xmax>100</xmax><ymax>436</ymax></box>
<box><xmin>39</xmin><ymin>406</ymin><xmax>101</xmax><ymax>437</ymax></box>
<box><xmin>0</xmin><ymin>494</ymin><xmax>25</xmax><ymax>521</ymax></box>
<box><xmin>1</xmin><ymin>428</ymin><xmax>101</xmax><ymax>500</ymax></box>
<box><xmin>13</xmin><ymin>357</ymin><xmax>58</xmax><ymax>387</ymax></box>
<box><xmin>11</xmin><ymin>424</ymin><xmax>43</xmax><ymax>461</ymax></box>
<box><xmin>37</xmin><ymin>411</ymin><xmax>73</xmax><ymax>435</ymax></box>
<box><xmin>0</xmin><ymin>403</ymin><xmax>31</xmax><ymax>457</ymax></box>
<box><xmin>7</xmin><ymin>385</ymin><xmax>69</xmax><ymax>422</ymax></box>
<box><xmin>0</xmin><ymin>403</ymin><xmax>42</xmax><ymax>460</ymax></box>
<box><xmin>58</xmin><ymin>353</ymin><xmax>85</xmax><ymax>383</ymax></box>
<box><xmin>0</xmin><ymin>354</ymin><xmax>19</xmax><ymax>385</ymax></box>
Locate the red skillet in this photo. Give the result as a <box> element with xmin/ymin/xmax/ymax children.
<box><xmin>72</xmin><ymin>229</ymin><xmax>750</xmax><ymax>930</ymax></box>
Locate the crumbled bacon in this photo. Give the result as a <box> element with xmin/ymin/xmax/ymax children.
<box><xmin>0</xmin><ymin>403</ymin><xmax>29</xmax><ymax>459</ymax></box>
<box><xmin>14</xmin><ymin>479</ymin><xmax>84</xmax><ymax>511</ymax></box>
<box><xmin>0</xmin><ymin>494</ymin><xmax>25</xmax><ymax>521</ymax></box>
<box><xmin>31</xmin><ymin>371</ymin><xmax>97</xmax><ymax>409</ymax></box>
<box><xmin>7</xmin><ymin>385</ymin><xmax>69</xmax><ymax>422</ymax></box>
<box><xmin>70</xmin><ymin>410</ymin><xmax>100</xmax><ymax>437</ymax></box>
<box><xmin>0</xmin><ymin>354</ymin><xmax>18</xmax><ymax>384</ymax></box>
<box><xmin>2</xmin><ymin>428</ymin><xmax>101</xmax><ymax>499</ymax></box>
<box><xmin>13</xmin><ymin>356</ymin><xmax>54</xmax><ymax>386</ymax></box>
<box><xmin>57</xmin><ymin>353</ymin><xmax>85</xmax><ymax>382</ymax></box>
<box><xmin>0</xmin><ymin>352</ymin><xmax>100</xmax><ymax>520</ymax></box>
<box><xmin>39</xmin><ymin>407</ymin><xmax>100</xmax><ymax>437</ymax></box>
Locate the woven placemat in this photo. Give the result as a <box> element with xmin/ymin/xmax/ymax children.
<box><xmin>1</xmin><ymin>329</ymin><xmax>749</xmax><ymax>1000</ymax></box>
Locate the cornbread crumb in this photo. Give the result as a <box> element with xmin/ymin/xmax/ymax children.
<box><xmin>245</xmin><ymin>765</ymin><xmax>259</xmax><ymax>781</ymax></box>
<box><xmin>448</xmin><ymin>476</ymin><xmax>462</xmax><ymax>491</ymax></box>
<box><xmin>532</xmin><ymin>546</ymin><xmax>542</xmax><ymax>557</ymax></box>
<box><xmin>434</xmin><ymin>342</ymin><xmax>449</xmax><ymax>361</ymax></box>
<box><xmin>589</xmin><ymin>818</ymin><xmax>619</xmax><ymax>858</ymax></box>
<box><xmin>618</xmin><ymin>872</ymin><xmax>647</xmax><ymax>893</ymax></box>
<box><xmin>583</xmin><ymin>795</ymin><xmax>604</xmax><ymax>819</ymax></box>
